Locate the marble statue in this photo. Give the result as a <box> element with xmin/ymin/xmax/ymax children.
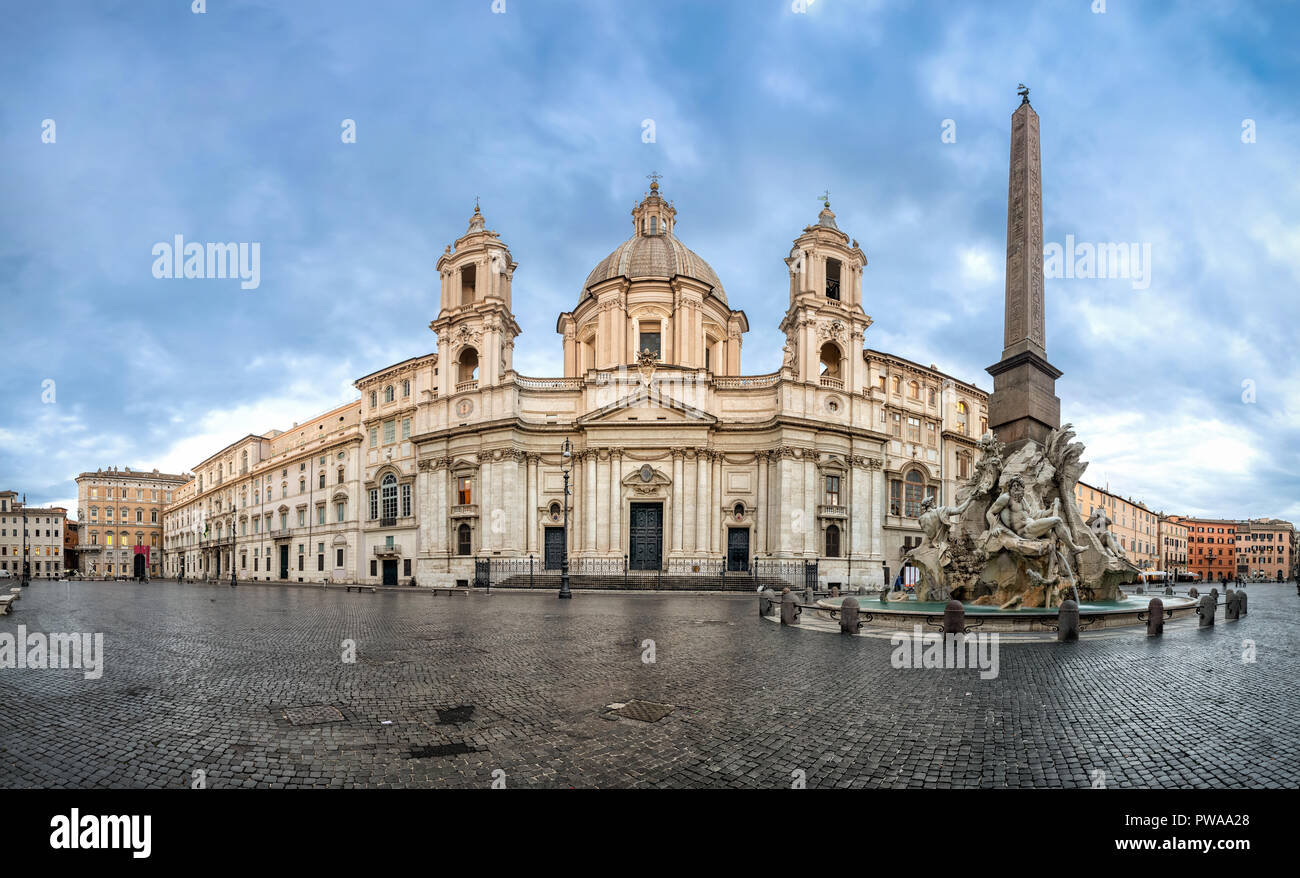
<box><xmin>1086</xmin><ymin>507</ymin><xmax>1128</xmax><ymax>560</ymax></box>
<box><xmin>904</xmin><ymin>424</ymin><xmax>1137</xmax><ymax>608</ymax></box>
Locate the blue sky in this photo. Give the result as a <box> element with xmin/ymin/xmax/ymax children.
<box><xmin>1</xmin><ymin>0</ymin><xmax>1298</xmax><ymax>521</ymax></box>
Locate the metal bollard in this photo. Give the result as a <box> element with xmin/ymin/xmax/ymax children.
<box><xmin>942</xmin><ymin>599</ymin><xmax>965</xmax><ymax>635</ymax></box>
<box><xmin>1197</xmin><ymin>594</ymin><xmax>1216</xmax><ymax>627</ymax></box>
<box><xmin>1057</xmin><ymin>599</ymin><xmax>1080</xmax><ymax>642</ymax></box>
<box><xmin>840</xmin><ymin>596</ymin><xmax>860</xmax><ymax>634</ymax></box>
<box><xmin>1146</xmin><ymin>597</ymin><xmax>1164</xmax><ymax>637</ymax></box>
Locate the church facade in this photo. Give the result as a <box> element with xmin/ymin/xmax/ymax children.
<box><xmin>163</xmin><ymin>182</ymin><xmax>988</xmax><ymax>591</ymax></box>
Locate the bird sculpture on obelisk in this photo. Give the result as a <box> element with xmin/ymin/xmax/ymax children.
<box><xmin>986</xmin><ymin>85</ymin><xmax>1062</xmax><ymax>452</ymax></box>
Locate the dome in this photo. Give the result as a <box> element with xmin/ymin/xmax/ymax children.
<box><xmin>582</xmin><ymin>233</ymin><xmax>727</xmax><ymax>304</ymax></box>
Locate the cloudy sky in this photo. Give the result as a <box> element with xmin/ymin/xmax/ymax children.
<box><xmin>2</xmin><ymin>0</ymin><xmax>1297</xmax><ymax>521</ymax></box>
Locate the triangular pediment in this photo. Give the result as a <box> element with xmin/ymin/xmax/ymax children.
<box><xmin>578</xmin><ymin>387</ymin><xmax>716</xmax><ymax>425</ymax></box>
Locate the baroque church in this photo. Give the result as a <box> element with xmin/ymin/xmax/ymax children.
<box><xmin>163</xmin><ymin>181</ymin><xmax>988</xmax><ymax>591</ymax></box>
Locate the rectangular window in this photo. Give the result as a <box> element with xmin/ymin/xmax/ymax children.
<box><xmin>889</xmin><ymin>479</ymin><xmax>902</xmax><ymax>516</ymax></box>
<box><xmin>297</xmin><ymin>510</ymin><xmax>306</xmax><ymax>527</ymax></box>
<box><xmin>383</xmin><ymin>420</ymin><xmax>395</xmax><ymax>444</ymax></box>
<box><xmin>457</xmin><ymin>477</ymin><xmax>473</xmax><ymax>505</ymax></box>
<box><xmin>403</xmin><ymin>559</ymin><xmax>411</xmax><ymax>577</ymax></box>
<box><xmin>369</xmin><ymin>490</ymin><xmax>378</xmax><ymax>520</ymax></box>
<box><xmin>639</xmin><ymin>324</ymin><xmax>661</xmax><ymax>358</ymax></box>
<box><xmin>369</xmin><ymin>427</ymin><xmax>378</xmax><ymax>448</ymax></box>
<box><xmin>370</xmin><ymin>559</ymin><xmax>377</xmax><ymax>576</ymax></box>
<box><xmin>891</xmin><ymin>413</ymin><xmax>901</xmax><ymax>438</ymax></box>
<box><xmin>336</xmin><ymin>548</ymin><xmax>344</xmax><ymax>567</ymax></box>
<box><xmin>336</xmin><ymin>502</ymin><xmax>345</xmax><ymax>522</ymax></box>
<box><xmin>317</xmin><ymin>506</ymin><xmax>326</xmax><ymax>525</ymax></box>
<box><xmin>907</xmin><ymin>417</ymin><xmax>921</xmax><ymax>442</ymax></box>
<box><xmin>825</xmin><ymin>475</ymin><xmax>840</xmax><ymax>506</ymax></box>
<box><xmin>401</xmin><ymin>484</ymin><xmax>411</xmax><ymax>518</ymax></box>
<box><xmin>402</xmin><ymin>418</ymin><xmax>411</xmax><ymax>440</ymax></box>
<box><xmin>319</xmin><ymin>473</ymin><xmax>326</xmax><ymax>489</ymax></box>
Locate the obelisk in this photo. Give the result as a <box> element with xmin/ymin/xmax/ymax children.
<box><xmin>986</xmin><ymin>87</ymin><xmax>1061</xmax><ymax>452</ymax></box>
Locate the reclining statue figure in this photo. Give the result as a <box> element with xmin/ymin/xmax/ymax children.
<box><xmin>986</xmin><ymin>475</ymin><xmax>1086</xmax><ymax>553</ymax></box>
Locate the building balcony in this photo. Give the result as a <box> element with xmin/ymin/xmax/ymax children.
<box><xmin>455</xmin><ymin>380</ymin><xmax>479</xmax><ymax>393</ymax></box>
<box><xmin>79</xmin><ymin>544</ymin><xmax>103</xmax><ymax>553</ymax></box>
<box><xmin>818</xmin><ymin>505</ymin><xmax>848</xmax><ymax>519</ymax></box>
<box><xmin>819</xmin><ymin>376</ymin><xmax>844</xmax><ymax>390</ymax></box>
<box><xmin>373</xmin><ymin>544</ymin><xmax>403</xmax><ymax>558</ymax></box>
<box><xmin>268</xmin><ymin>528</ymin><xmax>292</xmax><ymax>539</ymax></box>
<box><xmin>450</xmin><ymin>504</ymin><xmax>479</xmax><ymax>519</ymax></box>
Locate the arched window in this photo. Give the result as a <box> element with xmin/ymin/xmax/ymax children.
<box><xmin>650</xmin><ymin>216</ymin><xmax>658</xmax><ymax>234</ymax></box>
<box><xmin>384</xmin><ymin>385</ymin><xmax>394</xmax><ymax>403</ymax></box>
<box><xmin>908</xmin><ymin>380</ymin><xmax>920</xmax><ymax>399</ymax></box>
<box><xmin>825</xmin><ymin>524</ymin><xmax>841</xmax><ymax>558</ymax></box>
<box><xmin>458</xmin><ymin>348</ymin><xmax>479</xmax><ymax>384</ymax></box>
<box><xmin>904</xmin><ymin>470</ymin><xmax>925</xmax><ymax>517</ymax></box>
<box><xmin>457</xmin><ymin>523</ymin><xmax>472</xmax><ymax>556</ymax></box>
<box><xmin>891</xmin><ymin>376</ymin><xmax>901</xmax><ymax>394</ymax></box>
<box><xmin>402</xmin><ymin>380</ymin><xmax>410</xmax><ymax>397</ymax></box>
<box><xmin>819</xmin><ymin>342</ymin><xmax>841</xmax><ymax>379</ymax></box>
<box><xmin>381</xmin><ymin>474</ymin><xmax>398</xmax><ymax>520</ymax></box>
<box><xmin>825</xmin><ymin>258</ymin><xmax>841</xmax><ymax>300</ymax></box>
<box><xmin>956</xmin><ymin>401</ymin><xmax>969</xmax><ymax>436</ymax></box>
<box><xmin>337</xmin><ymin>467</ymin><xmax>345</xmax><ymax>484</ymax></box>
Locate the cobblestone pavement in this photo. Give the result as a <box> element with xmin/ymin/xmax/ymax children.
<box><xmin>1</xmin><ymin>579</ymin><xmax>1297</xmax><ymax>789</ymax></box>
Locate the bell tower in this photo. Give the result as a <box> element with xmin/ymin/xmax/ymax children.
<box><xmin>430</xmin><ymin>203</ymin><xmax>522</xmax><ymax>396</ymax></box>
<box><xmin>778</xmin><ymin>196</ymin><xmax>871</xmax><ymax>390</ymax></box>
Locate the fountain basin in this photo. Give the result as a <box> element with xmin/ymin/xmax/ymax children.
<box><xmin>815</xmin><ymin>593</ymin><xmax>1200</xmax><ymax>633</ymax></box>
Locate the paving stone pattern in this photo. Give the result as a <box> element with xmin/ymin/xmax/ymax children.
<box><xmin>1</xmin><ymin>580</ymin><xmax>1297</xmax><ymax>788</ymax></box>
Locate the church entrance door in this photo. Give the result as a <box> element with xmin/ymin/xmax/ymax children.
<box><xmin>628</xmin><ymin>503</ymin><xmax>663</xmax><ymax>571</ymax></box>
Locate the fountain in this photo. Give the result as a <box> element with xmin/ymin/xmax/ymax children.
<box><xmin>798</xmin><ymin>91</ymin><xmax>1205</xmax><ymax>634</ymax></box>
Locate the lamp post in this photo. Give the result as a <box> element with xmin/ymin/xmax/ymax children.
<box><xmin>20</xmin><ymin>494</ymin><xmax>30</xmax><ymax>587</ymax></box>
<box><xmin>559</xmin><ymin>438</ymin><xmax>573</xmax><ymax>599</ymax></box>
<box><xmin>229</xmin><ymin>516</ymin><xmax>237</xmax><ymax>588</ymax></box>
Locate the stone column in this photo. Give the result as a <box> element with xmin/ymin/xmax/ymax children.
<box><xmin>609</xmin><ymin>450</ymin><xmax>623</xmax><ymax>558</ymax></box>
<box><xmin>711</xmin><ymin>451</ymin><xmax>722</xmax><ymax>554</ymax></box>
<box><xmin>755</xmin><ymin>451</ymin><xmax>768</xmax><ymax>555</ymax></box>
<box><xmin>526</xmin><ymin>454</ymin><xmax>538</xmax><ymax>555</ymax></box>
<box><xmin>702</xmin><ymin>450</ymin><xmax>712</xmax><ymax>554</ymax></box>
<box><xmin>512</xmin><ymin>450</ymin><xmax>526</xmax><ymax>553</ymax></box>
<box><xmin>596</xmin><ymin>451</ymin><xmax>610</xmax><ymax>554</ymax></box>
<box><xmin>803</xmin><ymin>452</ymin><xmax>816</xmax><ymax>555</ymax></box>
<box><xmin>478</xmin><ymin>455</ymin><xmax>493</xmax><ymax>552</ymax></box>
<box><xmin>870</xmin><ymin>463</ymin><xmax>885</xmax><ymax>565</ymax></box>
<box><xmin>671</xmin><ymin>450</ymin><xmax>684</xmax><ymax>554</ymax></box>
<box><xmin>584</xmin><ymin>450</ymin><xmax>598</xmax><ymax>553</ymax></box>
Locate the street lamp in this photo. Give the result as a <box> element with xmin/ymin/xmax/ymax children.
<box><xmin>559</xmin><ymin>438</ymin><xmax>573</xmax><ymax>599</ymax></box>
<box><xmin>20</xmin><ymin>493</ymin><xmax>30</xmax><ymax>587</ymax></box>
<box><xmin>229</xmin><ymin>516</ymin><xmax>237</xmax><ymax>588</ymax></box>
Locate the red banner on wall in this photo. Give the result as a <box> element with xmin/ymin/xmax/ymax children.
<box><xmin>133</xmin><ymin>545</ymin><xmax>150</xmax><ymax>563</ymax></box>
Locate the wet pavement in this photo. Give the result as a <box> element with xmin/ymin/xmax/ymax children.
<box><xmin>0</xmin><ymin>578</ymin><xmax>1296</xmax><ymax>788</ymax></box>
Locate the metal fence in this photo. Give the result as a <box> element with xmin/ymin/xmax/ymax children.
<box><xmin>472</xmin><ymin>556</ymin><xmax>818</xmax><ymax>591</ymax></box>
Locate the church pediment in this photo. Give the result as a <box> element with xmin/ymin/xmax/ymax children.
<box><xmin>578</xmin><ymin>387</ymin><xmax>716</xmax><ymax>425</ymax></box>
<box><xmin>621</xmin><ymin>464</ymin><xmax>671</xmax><ymax>488</ymax></box>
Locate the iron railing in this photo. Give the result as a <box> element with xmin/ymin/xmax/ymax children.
<box><xmin>470</xmin><ymin>555</ymin><xmax>819</xmax><ymax>591</ymax></box>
